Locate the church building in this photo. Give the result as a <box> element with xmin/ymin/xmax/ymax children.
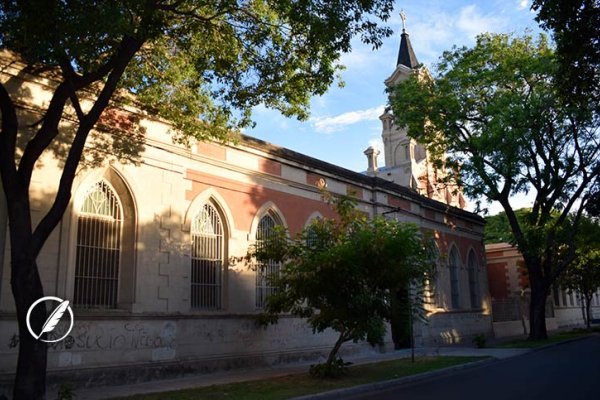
<box><xmin>0</xmin><ymin>26</ymin><xmax>492</xmax><ymax>388</ymax></box>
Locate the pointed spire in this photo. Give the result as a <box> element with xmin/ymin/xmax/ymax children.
<box><xmin>397</xmin><ymin>10</ymin><xmax>418</xmax><ymax>69</ymax></box>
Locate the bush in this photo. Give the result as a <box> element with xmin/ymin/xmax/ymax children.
<box><xmin>472</xmin><ymin>333</ymin><xmax>486</xmax><ymax>348</ymax></box>
<box><xmin>57</xmin><ymin>383</ymin><xmax>75</xmax><ymax>400</ymax></box>
<box><xmin>309</xmin><ymin>358</ymin><xmax>352</xmax><ymax>378</ymax></box>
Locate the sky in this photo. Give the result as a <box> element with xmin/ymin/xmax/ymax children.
<box><xmin>244</xmin><ymin>0</ymin><xmax>545</xmax><ymax>215</ymax></box>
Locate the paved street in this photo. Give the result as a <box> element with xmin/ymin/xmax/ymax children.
<box><xmin>346</xmin><ymin>335</ymin><xmax>600</xmax><ymax>400</ymax></box>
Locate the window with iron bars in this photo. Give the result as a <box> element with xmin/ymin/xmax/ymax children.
<box><xmin>74</xmin><ymin>181</ymin><xmax>122</xmax><ymax>309</ymax></box>
<box><xmin>191</xmin><ymin>203</ymin><xmax>224</xmax><ymax>310</ymax></box>
<box><xmin>255</xmin><ymin>213</ymin><xmax>281</xmax><ymax>308</ymax></box>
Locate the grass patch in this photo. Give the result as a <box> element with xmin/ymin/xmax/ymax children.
<box><xmin>495</xmin><ymin>328</ymin><xmax>596</xmax><ymax>349</ymax></box>
<box><xmin>115</xmin><ymin>356</ymin><xmax>484</xmax><ymax>400</ymax></box>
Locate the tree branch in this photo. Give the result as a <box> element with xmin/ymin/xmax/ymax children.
<box><xmin>0</xmin><ymin>83</ymin><xmax>19</xmax><ymax>193</ymax></box>
<box><xmin>17</xmin><ymin>44</ymin><xmax>125</xmax><ymax>188</ymax></box>
<box><xmin>30</xmin><ymin>36</ymin><xmax>143</xmax><ymax>255</ymax></box>
<box><xmin>58</xmin><ymin>57</ymin><xmax>86</xmax><ymax>122</ymax></box>
<box><xmin>17</xmin><ymin>81</ymin><xmax>72</xmax><ymax>185</ymax></box>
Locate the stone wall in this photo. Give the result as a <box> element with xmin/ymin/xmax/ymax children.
<box><xmin>0</xmin><ymin>52</ymin><xmax>489</xmax><ymax>390</ymax></box>
<box><xmin>0</xmin><ymin>315</ymin><xmax>383</xmax><ymax>390</ymax></box>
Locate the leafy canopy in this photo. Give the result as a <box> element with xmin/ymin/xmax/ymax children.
<box><xmin>558</xmin><ymin>216</ymin><xmax>600</xmax><ymax>327</ymax></box>
<box><xmin>246</xmin><ymin>193</ymin><xmax>434</xmax><ymax>371</ymax></box>
<box><xmin>484</xmin><ymin>209</ymin><xmax>531</xmax><ymax>245</ymax></box>
<box><xmin>391</xmin><ymin>33</ymin><xmax>600</xmax><ymax>259</ymax></box>
<box><xmin>532</xmin><ymin>0</ymin><xmax>600</xmax><ymax>113</ymax></box>
<box><xmin>390</xmin><ymin>32</ymin><xmax>600</xmax><ymax>340</ymax></box>
<box><xmin>0</xmin><ymin>0</ymin><xmax>395</xmax><ymax>143</ymax></box>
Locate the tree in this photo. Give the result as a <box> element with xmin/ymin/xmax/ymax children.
<box><xmin>532</xmin><ymin>0</ymin><xmax>600</xmax><ymax>112</ymax></box>
<box><xmin>562</xmin><ymin>250</ymin><xmax>600</xmax><ymax>328</ymax></box>
<box><xmin>390</xmin><ymin>33</ymin><xmax>600</xmax><ymax>340</ymax></box>
<box><xmin>0</xmin><ymin>1</ymin><xmax>396</xmax><ymax>398</ymax></box>
<box><xmin>484</xmin><ymin>208</ymin><xmax>530</xmax><ymax>244</ymax></box>
<box><xmin>247</xmin><ymin>193</ymin><xmax>433</xmax><ymax>377</ymax></box>
<box><xmin>559</xmin><ymin>217</ymin><xmax>600</xmax><ymax>329</ymax></box>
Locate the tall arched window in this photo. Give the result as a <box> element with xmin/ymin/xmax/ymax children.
<box><xmin>74</xmin><ymin>181</ymin><xmax>122</xmax><ymax>308</ymax></box>
<box><xmin>191</xmin><ymin>202</ymin><xmax>225</xmax><ymax>310</ymax></box>
<box><xmin>449</xmin><ymin>246</ymin><xmax>460</xmax><ymax>309</ymax></box>
<box><xmin>467</xmin><ymin>249</ymin><xmax>479</xmax><ymax>308</ymax></box>
<box><xmin>255</xmin><ymin>212</ymin><xmax>281</xmax><ymax>308</ymax></box>
<box><xmin>428</xmin><ymin>245</ymin><xmax>441</xmax><ymax>308</ymax></box>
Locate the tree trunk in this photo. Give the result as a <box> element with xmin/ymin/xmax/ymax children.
<box><xmin>390</xmin><ymin>287</ymin><xmax>411</xmax><ymax>349</ymax></box>
<box><xmin>11</xmin><ymin>256</ymin><xmax>47</xmax><ymax>399</ymax></box>
<box><xmin>527</xmin><ymin>263</ymin><xmax>548</xmax><ymax>340</ymax></box>
<box><xmin>585</xmin><ymin>295</ymin><xmax>592</xmax><ymax>329</ymax></box>
<box><xmin>580</xmin><ymin>293</ymin><xmax>587</xmax><ymax>327</ymax></box>
<box><xmin>326</xmin><ymin>330</ymin><xmax>347</xmax><ymax>366</ymax></box>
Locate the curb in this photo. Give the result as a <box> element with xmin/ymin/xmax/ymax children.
<box><xmin>491</xmin><ymin>332</ymin><xmax>595</xmax><ymax>355</ymax></box>
<box><xmin>293</xmin><ymin>335</ymin><xmax>598</xmax><ymax>400</ymax></box>
<box><xmin>527</xmin><ymin>332</ymin><xmax>596</xmax><ymax>353</ymax></box>
<box><xmin>290</xmin><ymin>358</ymin><xmax>495</xmax><ymax>400</ymax></box>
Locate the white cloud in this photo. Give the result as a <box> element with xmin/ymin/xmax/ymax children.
<box><xmin>312</xmin><ymin>106</ymin><xmax>385</xmax><ymax>134</ymax></box>
<box><xmin>518</xmin><ymin>0</ymin><xmax>529</xmax><ymax>10</ymax></box>
<box><xmin>409</xmin><ymin>13</ymin><xmax>454</xmax><ymax>65</ymax></box>
<box><xmin>456</xmin><ymin>5</ymin><xmax>506</xmax><ymax>39</ymax></box>
<box><xmin>400</xmin><ymin>5</ymin><xmax>508</xmax><ymax>69</ymax></box>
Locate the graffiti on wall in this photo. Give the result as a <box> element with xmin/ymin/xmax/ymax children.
<box><xmin>6</xmin><ymin>321</ymin><xmax>176</xmax><ymax>352</ymax></box>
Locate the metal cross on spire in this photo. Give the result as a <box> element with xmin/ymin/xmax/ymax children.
<box><xmin>400</xmin><ymin>9</ymin><xmax>407</xmax><ymax>32</ymax></box>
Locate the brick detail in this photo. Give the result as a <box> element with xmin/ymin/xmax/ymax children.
<box><xmin>258</xmin><ymin>158</ymin><xmax>282</xmax><ymax>176</ymax></box>
<box><xmin>197</xmin><ymin>142</ymin><xmax>226</xmax><ymax>160</ymax></box>
<box><xmin>346</xmin><ymin>185</ymin><xmax>363</xmax><ymax>199</ymax></box>
<box><xmin>487</xmin><ymin>262</ymin><xmax>509</xmax><ymax>299</ymax></box>
<box><xmin>388</xmin><ymin>196</ymin><xmax>411</xmax><ymax>210</ymax></box>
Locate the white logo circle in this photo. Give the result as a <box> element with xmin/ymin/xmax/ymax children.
<box><xmin>26</xmin><ymin>296</ymin><xmax>74</xmax><ymax>343</ymax></box>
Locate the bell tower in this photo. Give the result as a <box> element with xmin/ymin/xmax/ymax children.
<box><xmin>378</xmin><ymin>12</ymin><xmax>466</xmax><ymax>209</ymax></box>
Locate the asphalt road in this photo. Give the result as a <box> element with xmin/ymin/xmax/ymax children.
<box><xmin>346</xmin><ymin>335</ymin><xmax>600</xmax><ymax>400</ymax></box>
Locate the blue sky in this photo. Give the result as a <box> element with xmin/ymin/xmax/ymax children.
<box><xmin>245</xmin><ymin>0</ymin><xmax>544</xmax><ymax>214</ymax></box>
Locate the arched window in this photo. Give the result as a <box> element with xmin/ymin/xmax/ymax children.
<box><xmin>74</xmin><ymin>181</ymin><xmax>122</xmax><ymax>308</ymax></box>
<box><xmin>191</xmin><ymin>202</ymin><xmax>225</xmax><ymax>310</ymax></box>
<box><xmin>428</xmin><ymin>245</ymin><xmax>441</xmax><ymax>308</ymax></box>
<box><xmin>255</xmin><ymin>212</ymin><xmax>281</xmax><ymax>308</ymax></box>
<box><xmin>467</xmin><ymin>249</ymin><xmax>479</xmax><ymax>308</ymax></box>
<box><xmin>304</xmin><ymin>213</ymin><xmax>323</xmax><ymax>248</ymax></box>
<box><xmin>449</xmin><ymin>246</ymin><xmax>460</xmax><ymax>309</ymax></box>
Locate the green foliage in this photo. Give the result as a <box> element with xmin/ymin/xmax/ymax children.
<box><xmin>587</xmin><ymin>191</ymin><xmax>600</xmax><ymax>217</ymax></box>
<box><xmin>563</xmin><ymin>249</ymin><xmax>600</xmax><ymax>296</ymax></box>
<box><xmin>472</xmin><ymin>333</ymin><xmax>486</xmax><ymax>349</ymax></box>
<box><xmin>309</xmin><ymin>358</ymin><xmax>352</xmax><ymax>378</ymax></box>
<box><xmin>390</xmin><ymin>32</ymin><xmax>600</xmax><ymax>340</ymax></box>
<box><xmin>532</xmin><ymin>0</ymin><xmax>600</xmax><ymax>115</ymax></box>
<box><xmin>560</xmin><ymin>216</ymin><xmax>600</xmax><ymax>326</ymax></box>
<box><xmin>391</xmin><ymin>33</ymin><xmax>599</xmax><ymax>216</ymax></box>
<box><xmin>56</xmin><ymin>382</ymin><xmax>74</xmax><ymax>400</ymax></box>
<box><xmin>484</xmin><ymin>208</ymin><xmax>531</xmax><ymax>244</ymax></box>
<box><xmin>0</xmin><ymin>0</ymin><xmax>395</xmax><ymax>143</ymax></box>
<box><xmin>246</xmin><ymin>191</ymin><xmax>434</xmax><ymax>369</ymax></box>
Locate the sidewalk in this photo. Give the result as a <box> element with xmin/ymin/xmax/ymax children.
<box><xmin>73</xmin><ymin>346</ymin><xmax>529</xmax><ymax>400</ymax></box>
